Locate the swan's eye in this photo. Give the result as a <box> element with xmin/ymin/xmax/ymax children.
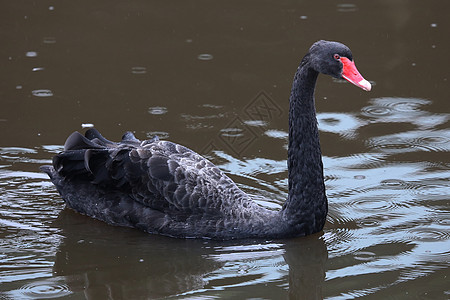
<box><xmin>334</xmin><ymin>54</ymin><xmax>341</xmax><ymax>60</ymax></box>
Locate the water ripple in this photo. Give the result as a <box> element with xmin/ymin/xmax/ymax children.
<box><xmin>32</xmin><ymin>89</ymin><xmax>53</xmax><ymax>97</ymax></box>
<box><xmin>15</xmin><ymin>281</ymin><xmax>71</xmax><ymax>299</ymax></box>
<box><xmin>413</xmin><ymin>134</ymin><xmax>450</xmax><ymax>152</ymax></box>
<box><xmin>337</xmin><ymin>3</ymin><xmax>358</xmax><ymax>12</ymax></box>
<box><xmin>406</xmin><ymin>227</ymin><xmax>450</xmax><ymax>242</ymax></box>
<box><xmin>42</xmin><ymin>37</ymin><xmax>56</xmax><ymax>44</ymax></box>
<box><xmin>197</xmin><ymin>54</ymin><xmax>214</xmax><ymax>61</ymax></box>
<box><xmin>353</xmin><ymin>251</ymin><xmax>376</xmax><ymax>261</ymax></box>
<box><xmin>380</xmin><ymin>179</ymin><xmax>409</xmax><ymax>189</ymax></box>
<box><xmin>131</xmin><ymin>66</ymin><xmax>147</xmax><ymax>74</ymax></box>
<box><xmin>181</xmin><ymin>112</ymin><xmax>227</xmax><ymax>120</ymax></box>
<box><xmin>264</xmin><ymin>129</ymin><xmax>288</xmax><ymax>139</ymax></box>
<box><xmin>361</xmin><ymin>106</ymin><xmax>393</xmax><ymax>117</ymax></box>
<box><xmin>349</xmin><ymin>197</ymin><xmax>402</xmax><ymax>213</ymax></box>
<box><xmin>244</xmin><ymin>120</ymin><xmax>267</xmax><ymax>127</ymax></box>
<box><xmin>357</xmin><ymin>218</ymin><xmax>381</xmax><ymax>228</ymax></box>
<box><xmin>220</xmin><ymin>127</ymin><xmax>244</xmax><ymax>137</ymax></box>
<box><xmin>402</xmin><ymin>178</ymin><xmax>449</xmax><ymax>197</ymax></box>
<box><xmin>148</xmin><ymin>106</ymin><xmax>168</xmax><ymax>115</ymax></box>
<box><xmin>368</xmin><ymin>129</ymin><xmax>450</xmax><ymax>154</ymax></box>
<box><xmin>370</xmin><ymin>97</ymin><xmax>430</xmax><ymax>112</ymax></box>
<box><xmin>360</xmin><ymin>97</ymin><xmax>449</xmax><ymax>129</ymax></box>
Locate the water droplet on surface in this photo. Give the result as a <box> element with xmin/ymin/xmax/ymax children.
<box><xmin>220</xmin><ymin>127</ymin><xmax>244</xmax><ymax>137</ymax></box>
<box><xmin>32</xmin><ymin>89</ymin><xmax>53</xmax><ymax>97</ymax></box>
<box><xmin>148</xmin><ymin>106</ymin><xmax>168</xmax><ymax>115</ymax></box>
<box><xmin>337</xmin><ymin>3</ymin><xmax>358</xmax><ymax>12</ymax></box>
<box><xmin>358</xmin><ymin>218</ymin><xmax>381</xmax><ymax>227</ymax></box>
<box><xmin>48</xmin><ymin>6</ymin><xmax>55</xmax><ymax>11</ymax></box>
<box><xmin>16</xmin><ymin>85</ymin><xmax>23</xmax><ymax>90</ymax></box>
<box><xmin>430</xmin><ymin>23</ymin><xmax>437</xmax><ymax>27</ymax></box>
<box><xmin>32</xmin><ymin>67</ymin><xmax>45</xmax><ymax>72</ymax></box>
<box><xmin>300</xmin><ymin>15</ymin><xmax>308</xmax><ymax>19</ymax></box>
<box><xmin>43</xmin><ymin>37</ymin><xmax>56</xmax><ymax>44</ymax></box>
<box><xmin>131</xmin><ymin>66</ymin><xmax>147</xmax><ymax>74</ymax></box>
<box><xmin>380</xmin><ymin>179</ymin><xmax>407</xmax><ymax>188</ymax></box>
<box><xmin>81</xmin><ymin>123</ymin><xmax>94</xmax><ymax>128</ymax></box>
<box><xmin>197</xmin><ymin>54</ymin><xmax>213</xmax><ymax>61</ymax></box>
<box><xmin>26</xmin><ymin>51</ymin><xmax>38</xmax><ymax>57</ymax></box>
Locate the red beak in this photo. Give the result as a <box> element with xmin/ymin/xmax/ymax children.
<box><xmin>340</xmin><ymin>57</ymin><xmax>371</xmax><ymax>91</ymax></box>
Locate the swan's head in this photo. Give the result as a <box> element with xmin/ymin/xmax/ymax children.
<box><xmin>309</xmin><ymin>40</ymin><xmax>371</xmax><ymax>91</ymax></box>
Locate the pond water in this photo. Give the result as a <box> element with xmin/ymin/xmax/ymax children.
<box><xmin>1</xmin><ymin>1</ymin><xmax>449</xmax><ymax>299</ymax></box>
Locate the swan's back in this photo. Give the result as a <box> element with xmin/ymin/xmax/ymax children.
<box><xmin>41</xmin><ymin>128</ymin><xmax>278</xmax><ymax>239</ymax></box>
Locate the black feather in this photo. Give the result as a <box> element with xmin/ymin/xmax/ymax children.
<box><xmin>40</xmin><ymin>41</ymin><xmax>368</xmax><ymax>240</ymax></box>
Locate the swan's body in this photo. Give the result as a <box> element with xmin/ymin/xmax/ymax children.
<box><xmin>41</xmin><ymin>40</ymin><xmax>371</xmax><ymax>240</ymax></box>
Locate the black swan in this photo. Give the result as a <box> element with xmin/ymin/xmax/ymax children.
<box><xmin>41</xmin><ymin>40</ymin><xmax>371</xmax><ymax>240</ymax></box>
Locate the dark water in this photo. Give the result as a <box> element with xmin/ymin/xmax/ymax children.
<box><xmin>1</xmin><ymin>1</ymin><xmax>449</xmax><ymax>299</ymax></box>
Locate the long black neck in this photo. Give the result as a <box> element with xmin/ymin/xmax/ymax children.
<box><xmin>281</xmin><ymin>56</ymin><xmax>328</xmax><ymax>236</ymax></box>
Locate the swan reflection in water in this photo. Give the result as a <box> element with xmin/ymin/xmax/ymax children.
<box><xmin>52</xmin><ymin>208</ymin><xmax>327</xmax><ymax>299</ymax></box>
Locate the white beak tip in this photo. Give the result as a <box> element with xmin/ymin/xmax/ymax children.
<box><xmin>359</xmin><ymin>79</ymin><xmax>372</xmax><ymax>91</ymax></box>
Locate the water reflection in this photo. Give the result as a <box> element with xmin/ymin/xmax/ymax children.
<box><xmin>51</xmin><ymin>209</ymin><xmax>327</xmax><ymax>299</ymax></box>
<box><xmin>317</xmin><ymin>112</ymin><xmax>364</xmax><ymax>139</ymax></box>
<box><xmin>1</xmin><ymin>0</ymin><xmax>450</xmax><ymax>297</ymax></box>
<box><xmin>52</xmin><ymin>210</ymin><xmax>220</xmax><ymax>298</ymax></box>
<box><xmin>1</xmin><ymin>92</ymin><xmax>449</xmax><ymax>298</ymax></box>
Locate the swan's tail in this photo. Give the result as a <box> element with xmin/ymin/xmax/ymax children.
<box><xmin>40</xmin><ymin>128</ymin><xmax>150</xmax><ymax>187</ymax></box>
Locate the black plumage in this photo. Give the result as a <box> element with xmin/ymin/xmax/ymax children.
<box><xmin>41</xmin><ymin>40</ymin><xmax>370</xmax><ymax>240</ymax></box>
